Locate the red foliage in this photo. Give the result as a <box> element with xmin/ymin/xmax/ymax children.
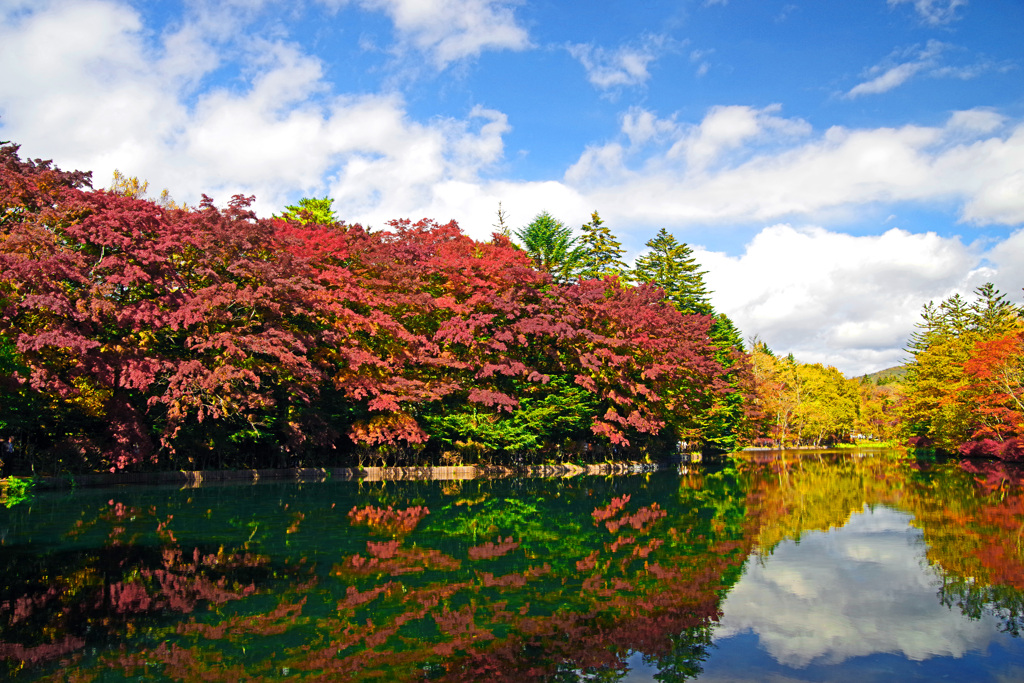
<box><xmin>468</xmin><ymin>537</ymin><xmax>520</xmax><ymax>561</ymax></box>
<box><xmin>957</xmin><ymin>331</ymin><xmax>1024</xmax><ymax>459</ymax></box>
<box><xmin>347</xmin><ymin>504</ymin><xmax>430</xmax><ymax>536</ymax></box>
<box><xmin>2</xmin><ymin>140</ymin><xmax>740</xmax><ymax>469</ymax></box>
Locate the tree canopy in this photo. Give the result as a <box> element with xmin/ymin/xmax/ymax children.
<box><xmin>513</xmin><ymin>211</ymin><xmax>585</xmax><ymax>284</ymax></box>
<box><xmin>0</xmin><ymin>143</ymin><xmax>751</xmax><ymax>473</ymax></box>
<box><xmin>633</xmin><ymin>228</ymin><xmax>711</xmax><ymax>315</ymax></box>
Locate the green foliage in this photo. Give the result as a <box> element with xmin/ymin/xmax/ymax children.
<box><xmin>633</xmin><ymin>229</ymin><xmax>711</xmax><ymax>315</ymax></box>
<box><xmin>420</xmin><ymin>376</ymin><xmax>599</xmax><ymax>460</ymax></box>
<box><xmin>1</xmin><ymin>476</ymin><xmax>34</xmax><ymax>508</ymax></box>
<box><xmin>578</xmin><ymin>211</ymin><xmax>630</xmax><ymax>282</ymax></box>
<box><xmin>435</xmin><ymin>498</ymin><xmax>557</xmax><ymax>543</ymax></box>
<box><xmin>513</xmin><ymin>211</ymin><xmax>586</xmax><ymax>283</ymax></box>
<box><xmin>699</xmin><ymin>314</ymin><xmax>754</xmax><ymax>452</ymax></box>
<box><xmin>275</xmin><ymin>196</ymin><xmax>340</xmax><ymax>226</ymax></box>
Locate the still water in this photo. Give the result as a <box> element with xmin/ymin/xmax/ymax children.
<box><xmin>1</xmin><ymin>450</ymin><xmax>1022</xmax><ymax>681</ymax></box>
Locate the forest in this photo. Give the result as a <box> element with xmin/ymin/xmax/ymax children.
<box><xmin>1</xmin><ymin>140</ymin><xmax>1023</xmax><ymax>474</ymax></box>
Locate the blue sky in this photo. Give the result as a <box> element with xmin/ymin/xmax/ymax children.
<box><xmin>2</xmin><ymin>0</ymin><xmax>1023</xmax><ymax>375</ymax></box>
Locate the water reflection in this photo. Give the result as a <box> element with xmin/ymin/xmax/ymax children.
<box><xmin>0</xmin><ymin>452</ymin><xmax>1022</xmax><ymax>681</ymax></box>
<box><xmin>716</xmin><ymin>506</ymin><xmax>1005</xmax><ymax>666</ymax></box>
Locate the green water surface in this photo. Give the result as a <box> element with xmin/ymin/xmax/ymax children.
<box><xmin>1</xmin><ymin>451</ymin><xmax>1022</xmax><ymax>681</ymax></box>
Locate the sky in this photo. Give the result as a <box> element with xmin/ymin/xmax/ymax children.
<box><xmin>2</xmin><ymin>0</ymin><xmax>1023</xmax><ymax>376</ymax></box>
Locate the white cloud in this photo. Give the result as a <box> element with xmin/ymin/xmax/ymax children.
<box><xmin>567</xmin><ymin>35</ymin><xmax>670</xmax><ymax>91</ymax></box>
<box><xmin>326</xmin><ymin>0</ymin><xmax>530</xmax><ymax>68</ymax></box>
<box><xmin>845</xmin><ymin>40</ymin><xmax>1005</xmax><ymax>99</ymax></box>
<box><xmin>888</xmin><ymin>0</ymin><xmax>969</xmax><ymax>26</ymax></box>
<box><xmin>716</xmin><ymin>506</ymin><xmax>1005</xmax><ymax>667</ymax></box>
<box><xmin>845</xmin><ymin>40</ymin><xmax>946</xmax><ymax>98</ymax></box>
<box><xmin>621</xmin><ymin>107</ymin><xmax>681</xmax><ymax>147</ymax></box>
<box><xmin>561</xmin><ymin>106</ymin><xmax>1024</xmax><ymax>230</ymax></box>
<box><xmin>696</xmin><ymin>225</ymin><xmax>988</xmax><ymax>374</ymax></box>
<box><xmin>668</xmin><ymin>104</ymin><xmax>812</xmax><ymax>171</ymax></box>
<box><xmin>0</xmin><ymin>0</ymin><xmax>517</xmax><ymax>224</ymax></box>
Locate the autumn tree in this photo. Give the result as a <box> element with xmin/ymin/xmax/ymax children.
<box><xmin>899</xmin><ymin>285</ymin><xmax>1023</xmax><ymax>454</ymax></box>
<box><xmin>750</xmin><ymin>344</ymin><xmax>801</xmax><ymax>447</ymax></box>
<box><xmin>108</xmin><ymin>169</ymin><xmax>148</xmax><ymax>198</ymax></box>
<box><xmin>855</xmin><ymin>379</ymin><xmax>901</xmax><ymax>442</ymax></box>
<box><xmin>0</xmin><ymin>139</ymin><xmax>748</xmax><ymax>471</ymax></box>
<box><xmin>792</xmin><ymin>363</ymin><xmax>858</xmax><ymax>446</ymax></box>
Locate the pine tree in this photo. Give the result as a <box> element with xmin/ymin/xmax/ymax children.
<box><xmin>513</xmin><ymin>211</ymin><xmax>585</xmax><ymax>283</ymax></box>
<box><xmin>578</xmin><ymin>211</ymin><xmax>630</xmax><ymax>282</ymax></box>
<box><xmin>633</xmin><ymin>228</ymin><xmax>711</xmax><ymax>314</ymax></box>
<box><xmin>970</xmin><ymin>283</ymin><xmax>1020</xmax><ymax>336</ymax></box>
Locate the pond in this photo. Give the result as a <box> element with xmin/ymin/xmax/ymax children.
<box><xmin>1</xmin><ymin>450</ymin><xmax>1022</xmax><ymax>681</ymax></box>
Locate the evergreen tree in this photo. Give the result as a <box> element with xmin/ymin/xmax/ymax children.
<box><xmin>633</xmin><ymin>228</ymin><xmax>711</xmax><ymax>314</ymax></box>
<box><xmin>970</xmin><ymin>282</ymin><xmax>1020</xmax><ymax>335</ymax></box>
<box><xmin>513</xmin><ymin>211</ymin><xmax>585</xmax><ymax>283</ymax></box>
<box><xmin>701</xmin><ymin>313</ymin><xmax>754</xmax><ymax>452</ymax></box>
<box><xmin>578</xmin><ymin>210</ymin><xmax>629</xmax><ymax>281</ymax></box>
<box><xmin>276</xmin><ymin>196</ymin><xmax>340</xmax><ymax>226</ymax></box>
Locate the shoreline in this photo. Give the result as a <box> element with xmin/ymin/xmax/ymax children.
<box><xmin>7</xmin><ymin>457</ymin><xmax>702</xmax><ymax>490</ymax></box>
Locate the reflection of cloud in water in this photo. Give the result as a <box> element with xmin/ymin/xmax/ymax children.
<box><xmin>714</xmin><ymin>505</ymin><xmax>1003</xmax><ymax>668</ymax></box>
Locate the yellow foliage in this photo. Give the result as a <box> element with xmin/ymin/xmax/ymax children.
<box><xmin>68</xmin><ymin>376</ymin><xmax>111</xmax><ymax>418</ymax></box>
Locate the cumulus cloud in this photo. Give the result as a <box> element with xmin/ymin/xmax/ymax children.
<box><xmin>562</xmin><ymin>105</ymin><xmax>1024</xmax><ymax>230</ymax></box>
<box><xmin>888</xmin><ymin>0</ymin><xmax>969</xmax><ymax>26</ymax></box>
<box><xmin>715</xmin><ymin>506</ymin><xmax>1004</xmax><ymax>667</ymax></box>
<box><xmin>567</xmin><ymin>35</ymin><xmax>671</xmax><ymax>90</ymax></box>
<box><xmin>361</xmin><ymin>0</ymin><xmax>528</xmax><ymax>67</ymax></box>
<box><xmin>668</xmin><ymin>104</ymin><xmax>812</xmax><ymax>171</ymax></box>
<box><xmin>696</xmin><ymin>225</ymin><xmax>989</xmax><ymax>374</ymax></box>
<box><xmin>0</xmin><ymin>0</ymin><xmax>519</xmax><ymax>222</ymax></box>
<box><xmin>320</xmin><ymin>0</ymin><xmax>529</xmax><ymax>68</ymax></box>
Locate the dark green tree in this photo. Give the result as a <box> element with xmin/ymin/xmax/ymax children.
<box><xmin>700</xmin><ymin>313</ymin><xmax>754</xmax><ymax>453</ymax></box>
<box><xmin>633</xmin><ymin>229</ymin><xmax>711</xmax><ymax>315</ymax></box>
<box><xmin>513</xmin><ymin>211</ymin><xmax>585</xmax><ymax>283</ymax></box>
<box><xmin>578</xmin><ymin>210</ymin><xmax>630</xmax><ymax>281</ymax></box>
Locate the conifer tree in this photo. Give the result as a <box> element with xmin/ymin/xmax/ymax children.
<box><xmin>578</xmin><ymin>210</ymin><xmax>630</xmax><ymax>281</ymax></box>
<box><xmin>513</xmin><ymin>211</ymin><xmax>585</xmax><ymax>283</ymax></box>
<box><xmin>633</xmin><ymin>228</ymin><xmax>711</xmax><ymax>314</ymax></box>
<box><xmin>970</xmin><ymin>282</ymin><xmax>1020</xmax><ymax>335</ymax></box>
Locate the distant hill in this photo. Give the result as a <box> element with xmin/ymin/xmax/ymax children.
<box><xmin>855</xmin><ymin>365</ymin><xmax>908</xmax><ymax>385</ymax></box>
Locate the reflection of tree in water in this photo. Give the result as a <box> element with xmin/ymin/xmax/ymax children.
<box><xmin>0</xmin><ymin>470</ymin><xmax>756</xmax><ymax>682</ymax></box>
<box><xmin>925</xmin><ymin>460</ymin><xmax>1024</xmax><ymax>637</ymax></box>
<box><xmin>939</xmin><ymin>577</ymin><xmax>1024</xmax><ymax>637</ymax></box>
<box><xmin>0</xmin><ymin>500</ymin><xmax>289</xmax><ymax>680</ymax></box>
<box><xmin>736</xmin><ymin>450</ymin><xmax>1024</xmax><ymax>641</ymax></box>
